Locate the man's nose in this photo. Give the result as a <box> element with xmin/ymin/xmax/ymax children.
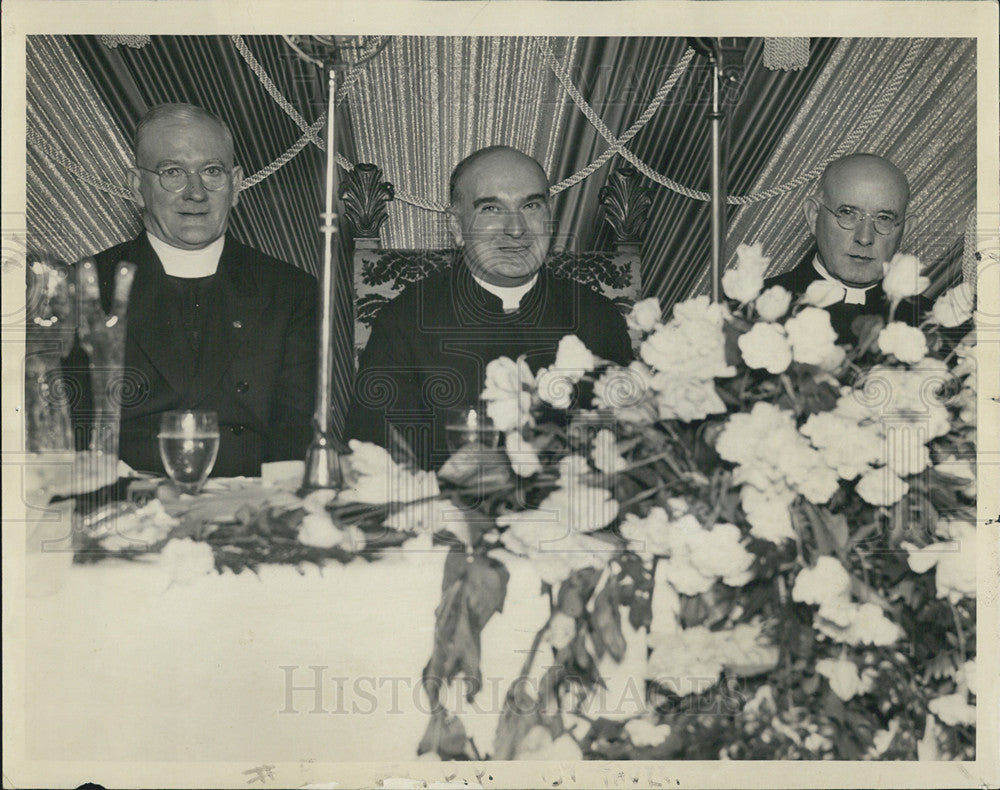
<box><xmin>181</xmin><ymin>172</ymin><xmax>209</xmax><ymax>200</ymax></box>
<box><xmin>504</xmin><ymin>209</ymin><xmax>527</xmax><ymax>237</ymax></box>
<box><xmin>853</xmin><ymin>216</ymin><xmax>876</xmax><ymax>245</ymax></box>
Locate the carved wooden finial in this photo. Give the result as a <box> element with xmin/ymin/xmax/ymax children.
<box><xmin>598</xmin><ymin>164</ymin><xmax>653</xmax><ymax>250</ymax></box>
<box><xmin>339</xmin><ymin>163</ymin><xmax>395</xmax><ymax>245</ymax></box>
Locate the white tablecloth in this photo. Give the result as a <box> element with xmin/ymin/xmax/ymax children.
<box><xmin>23</xmin><ymin>537</ymin><xmax>563</xmax><ymax>763</ymax></box>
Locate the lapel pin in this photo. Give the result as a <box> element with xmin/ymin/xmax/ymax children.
<box><xmin>232</xmin><ymin>320</ymin><xmax>243</xmax><ymax>329</ymax></box>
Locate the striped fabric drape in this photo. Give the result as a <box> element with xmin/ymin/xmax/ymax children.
<box><xmin>714</xmin><ymin>38</ymin><xmax>977</xmax><ymax>301</ymax></box>
<box><xmin>345</xmin><ymin>36</ymin><xmax>578</xmax><ymax>248</ymax></box>
<box><xmin>27</xmin><ymin>36</ymin><xmax>141</xmax><ymax>262</ymax></box>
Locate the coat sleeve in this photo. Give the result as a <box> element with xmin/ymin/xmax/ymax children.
<box><xmin>345</xmin><ymin>301</ymin><xmax>428</xmax><ymax>455</ymax></box>
<box><xmin>264</xmin><ymin>268</ymin><xmax>318</xmax><ymax>462</ymax></box>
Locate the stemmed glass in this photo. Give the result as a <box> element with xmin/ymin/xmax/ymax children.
<box><xmin>444</xmin><ymin>405</ymin><xmax>500</xmax><ymax>453</ymax></box>
<box><xmin>158</xmin><ymin>411</ymin><xmax>220</xmax><ymax>494</ymax></box>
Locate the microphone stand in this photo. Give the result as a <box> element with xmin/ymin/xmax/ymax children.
<box><xmin>689</xmin><ymin>38</ymin><xmax>726</xmax><ymax>302</ymax></box>
<box><xmin>302</xmin><ymin>64</ymin><xmax>349</xmax><ymax>491</ymax></box>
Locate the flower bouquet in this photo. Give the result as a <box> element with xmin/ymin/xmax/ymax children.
<box><xmin>417</xmin><ymin>245</ymin><xmax>977</xmax><ymax>761</ymax></box>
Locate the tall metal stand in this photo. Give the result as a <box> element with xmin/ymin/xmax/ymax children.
<box><xmin>689</xmin><ymin>37</ymin><xmax>727</xmax><ymax>302</ymax></box>
<box><xmin>302</xmin><ymin>66</ymin><xmax>348</xmax><ymax>491</ymax></box>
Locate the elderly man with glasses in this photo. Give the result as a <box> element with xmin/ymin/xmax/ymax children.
<box><xmin>763</xmin><ymin>153</ymin><xmax>926</xmax><ymax>341</ymax></box>
<box><xmin>63</xmin><ymin>102</ymin><xmax>317</xmax><ymax>477</ymax></box>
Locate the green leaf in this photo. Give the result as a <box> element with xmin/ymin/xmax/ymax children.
<box><xmin>557</xmin><ymin>567</ymin><xmax>601</xmax><ymax>617</ymax></box>
<box><xmin>417</xmin><ymin>710</ymin><xmax>469</xmax><ymax>759</ymax></box>
<box><xmin>590</xmin><ymin>578</ymin><xmax>626</xmax><ymax>662</ymax></box>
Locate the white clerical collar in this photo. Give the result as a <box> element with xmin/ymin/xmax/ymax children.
<box><xmin>472</xmin><ymin>273</ymin><xmax>539</xmax><ymax>312</ymax></box>
<box><xmin>812</xmin><ymin>255</ymin><xmax>877</xmax><ymax>306</ymax></box>
<box><xmin>147</xmin><ymin>232</ymin><xmax>225</xmax><ymax>278</ymax></box>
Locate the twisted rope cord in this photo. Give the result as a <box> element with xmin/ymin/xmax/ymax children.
<box><xmin>549</xmin><ymin>47</ymin><xmax>694</xmax><ymax>194</ymax></box>
<box><xmin>540</xmin><ymin>37</ymin><xmax>922</xmax><ymax>205</ymax></box>
<box><xmin>27</xmin><ymin>125</ymin><xmax>136</xmax><ymax>201</ymax></box>
<box><xmin>231</xmin><ymin>35</ymin><xmax>325</xmax><ymax>149</ymax></box>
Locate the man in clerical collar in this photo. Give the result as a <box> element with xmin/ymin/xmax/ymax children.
<box><xmin>347</xmin><ymin>145</ymin><xmax>632</xmax><ymax>469</ymax></box>
<box><xmin>65</xmin><ymin>103</ymin><xmax>317</xmax><ymax>477</ymax></box>
<box><xmin>764</xmin><ymin>153</ymin><xmax>923</xmax><ymax>340</ymax></box>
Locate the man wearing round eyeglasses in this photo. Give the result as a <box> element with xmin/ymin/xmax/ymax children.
<box><xmin>764</xmin><ymin>153</ymin><xmax>922</xmax><ymax>340</ymax></box>
<box><xmin>65</xmin><ymin>102</ymin><xmax>317</xmax><ymax>477</ymax></box>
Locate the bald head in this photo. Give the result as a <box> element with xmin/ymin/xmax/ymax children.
<box><xmin>805</xmin><ymin>153</ymin><xmax>910</xmax><ymax>287</ymax></box>
<box><xmin>818</xmin><ymin>153</ymin><xmax>910</xmax><ymax>208</ymax></box>
<box><xmin>449</xmin><ymin>145</ymin><xmax>548</xmax><ymax>204</ymax></box>
<box><xmin>134</xmin><ymin>103</ymin><xmax>235</xmax><ymax>164</ymax></box>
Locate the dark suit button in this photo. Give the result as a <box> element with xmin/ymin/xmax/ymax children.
<box><xmin>231</xmin><ymin>424</ymin><xmax>245</xmax><ymax>435</ymax></box>
<box><xmin>235</xmin><ymin>380</ymin><xmax>250</xmax><ymax>393</ymax></box>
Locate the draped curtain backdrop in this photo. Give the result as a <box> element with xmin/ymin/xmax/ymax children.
<box><xmin>26</xmin><ymin>35</ymin><xmax>976</xmax><ymax>434</ymax></box>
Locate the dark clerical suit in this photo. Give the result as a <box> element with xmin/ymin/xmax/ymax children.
<box><xmin>347</xmin><ymin>259</ymin><xmax>633</xmax><ymax>470</ymax></box>
<box><xmin>64</xmin><ymin>233</ymin><xmax>317</xmax><ymax>477</ymax></box>
<box><xmin>764</xmin><ymin>253</ymin><xmax>926</xmax><ymax>342</ymax></box>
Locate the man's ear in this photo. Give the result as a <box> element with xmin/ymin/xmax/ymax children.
<box><xmin>230</xmin><ymin>165</ymin><xmax>244</xmax><ymax>208</ymax></box>
<box><xmin>803</xmin><ymin>196</ymin><xmax>819</xmax><ymax>234</ymax></box>
<box><xmin>127</xmin><ymin>167</ymin><xmax>146</xmax><ymax>209</ymax></box>
<box><xmin>447</xmin><ymin>209</ymin><xmax>463</xmax><ymax>247</ymax></box>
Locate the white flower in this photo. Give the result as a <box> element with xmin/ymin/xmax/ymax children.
<box><xmin>535</xmin><ymin>367</ymin><xmax>573</xmax><ymax>409</ymax></box>
<box><xmin>793</xmin><ymin>556</ymin><xmax>852</xmax><ymax>608</ymax></box>
<box><xmin>99</xmin><ymin>499</ymin><xmax>178</xmax><ymax>551</ymax></box>
<box><xmin>801</xmin><ymin>280</ymin><xmax>846</xmax><ymax>308</ymax></box>
<box><xmin>830</xmin><ymin>602</ymin><xmax>904</xmax><ymax>646</ymax></box>
<box><xmin>856</xmin><ymin>467</ymin><xmax>909</xmax><ymax>506</ymax></box>
<box><xmin>740</xmin><ymin>484</ymin><xmax>796</xmax><ymax>543</ymax></box>
<box><xmin>619</xmin><ymin>506</ymin><xmax>673</xmax><ymax>556</ymax></box>
<box><xmin>718</xmin><ymin>402</ymin><xmax>839</xmax><ymax>505</ymax></box>
<box><xmin>652</xmin><ymin>375</ymin><xmax>728</xmax><ymax>422</ymax></box>
<box><xmin>481</xmin><ymin>355</ymin><xmax>534</xmax><ymax>432</ymax></box>
<box><xmin>755</xmin><ymin>285</ymin><xmax>792</xmax><ymax>321</ymax></box>
<box><xmin>591</xmin><ymin>428</ymin><xmax>627</xmax><ymax>474</ymax></box>
<box><xmin>929</xmin><ymin>692</ymin><xmax>976</xmax><ymax>727</ymax></box>
<box><xmin>801</xmin><ymin>410</ymin><xmax>884</xmax><ymax>481</ymax></box>
<box><xmin>883</xmin><ymin>435</ymin><xmax>930</xmax><ymax>478</ymax></box>
<box><xmin>552</xmin><ymin>334</ymin><xmax>596</xmax><ymax>382</ymax></box>
<box><xmin>784</xmin><ymin>307</ymin><xmax>840</xmax><ymax>366</ymax></box>
<box><xmin>935</xmin><ymin>456</ymin><xmax>976</xmax><ymax>498</ymax></box>
<box><xmin>816</xmin><ymin>657</ymin><xmax>870</xmax><ymax>701</ymax></box>
<box><xmin>593</xmin><ymin>361</ymin><xmax>657</xmax><ymax>425</ymax></box>
<box><xmin>297</xmin><ymin>511</ymin><xmax>357</xmax><ymax>550</ymax></box>
<box><xmin>654</xmin><ymin>515</ymin><xmax>754</xmax><ymax>594</ymax></box>
<box><xmin>882</xmin><ymin>253</ymin><xmax>930</xmax><ymax>303</ymax></box>
<box><xmin>159</xmin><ymin>538</ymin><xmax>215</xmax><ymax>584</ymax></box>
<box><xmin>687</xmin><ymin>522</ymin><xmax>755</xmax><ymax>587</ymax></box>
<box><xmin>343</xmin><ymin>440</ymin><xmax>439</xmax><ymax>504</ymax></box>
<box><xmin>627</xmin><ymin>297</ymin><xmax>662</xmax><ymax>333</ymax></box>
<box><xmin>516</xmin><ymin>729</ymin><xmax>583</xmax><ymax>761</ymax></box>
<box><xmin>497</xmin><ymin>479</ymin><xmax>618</xmax><ymax>585</ymax></box>
<box><xmin>903</xmin><ymin>522</ymin><xmax>976</xmax><ymax>602</ymax></box>
<box><xmin>505</xmin><ymin>429</ymin><xmax>542</xmax><ymax>478</ymax></box>
<box><xmin>624</xmin><ymin>717</ymin><xmax>672</xmax><ymax>747</ymax></box>
<box><xmin>647</xmin><ymin>626</ymin><xmax>725</xmax><ymax>695</ymax></box>
<box><xmin>963</xmin><ymin>659</ymin><xmax>977</xmax><ymax>696</ymax></box>
<box><xmin>869</xmin><ymin>719</ymin><xmax>901</xmax><ymax>757</ymax></box>
<box><xmin>930</xmin><ymin>281</ymin><xmax>974</xmax><ymax>327</ymax></box>
<box><xmin>647</xmin><ymin>621</ymin><xmax>776</xmax><ymax>697</ymax></box>
<box><xmin>878</xmin><ymin>322</ymin><xmax>928</xmax><ymax>364</ymax></box>
<box><xmin>738</xmin><ymin>322</ymin><xmax>792</xmax><ymax>374</ymax></box>
<box><xmin>640</xmin><ymin>296</ymin><xmax>735</xmax><ymax>381</ymax></box>
<box><xmin>722</xmin><ymin>243</ymin><xmax>771</xmax><ymax>303</ymax></box>
<box><xmin>856</xmin><ymin>364</ymin><xmax>952</xmax><ymax>441</ymax></box>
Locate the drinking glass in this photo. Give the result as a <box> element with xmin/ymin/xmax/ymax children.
<box><xmin>444</xmin><ymin>405</ymin><xmax>500</xmax><ymax>453</ymax></box>
<box><xmin>158</xmin><ymin>411</ymin><xmax>220</xmax><ymax>494</ymax></box>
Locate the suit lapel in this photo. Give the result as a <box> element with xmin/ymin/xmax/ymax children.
<box><xmin>124</xmin><ymin>234</ymin><xmax>199</xmax><ymax>397</ymax></box>
<box><xmin>184</xmin><ymin>236</ymin><xmax>270</xmax><ymax>405</ymax></box>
